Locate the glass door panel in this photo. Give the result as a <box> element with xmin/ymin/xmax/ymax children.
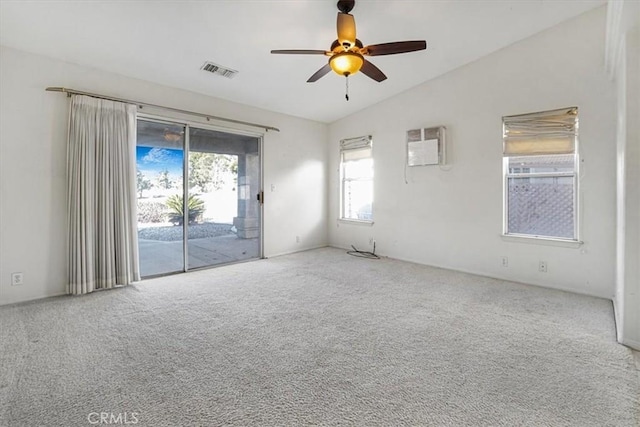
<box><xmin>136</xmin><ymin>120</ymin><xmax>185</xmax><ymax>277</ymax></box>
<box><xmin>187</xmin><ymin>127</ymin><xmax>260</xmax><ymax>269</ymax></box>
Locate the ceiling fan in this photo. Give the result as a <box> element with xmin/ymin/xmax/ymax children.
<box><xmin>271</xmin><ymin>0</ymin><xmax>426</xmax><ymax>97</ymax></box>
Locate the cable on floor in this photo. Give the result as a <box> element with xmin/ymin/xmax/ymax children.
<box><xmin>346</xmin><ymin>242</ymin><xmax>380</xmax><ymax>259</ymax></box>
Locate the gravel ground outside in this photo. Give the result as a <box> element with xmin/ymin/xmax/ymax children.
<box><xmin>138</xmin><ymin>222</ymin><xmax>234</xmax><ymax>241</ymax></box>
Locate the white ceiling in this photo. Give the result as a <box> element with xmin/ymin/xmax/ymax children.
<box><xmin>0</xmin><ymin>0</ymin><xmax>605</xmax><ymax>123</ymax></box>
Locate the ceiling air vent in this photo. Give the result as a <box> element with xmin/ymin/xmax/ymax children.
<box><xmin>201</xmin><ymin>61</ymin><xmax>238</xmax><ymax>79</ymax></box>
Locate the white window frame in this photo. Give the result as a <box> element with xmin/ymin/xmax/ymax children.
<box><xmin>339</xmin><ymin>135</ymin><xmax>373</xmax><ymax>223</ymax></box>
<box><xmin>502</xmin><ymin>107</ymin><xmax>580</xmax><ymax>243</ymax></box>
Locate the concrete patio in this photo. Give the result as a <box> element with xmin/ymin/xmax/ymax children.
<box><xmin>138</xmin><ymin>234</ymin><xmax>259</xmax><ymax>277</ymax></box>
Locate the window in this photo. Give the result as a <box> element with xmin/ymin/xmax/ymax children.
<box><xmin>340</xmin><ymin>135</ymin><xmax>373</xmax><ymax>221</ymax></box>
<box><xmin>503</xmin><ymin>107</ymin><xmax>578</xmax><ymax>240</ymax></box>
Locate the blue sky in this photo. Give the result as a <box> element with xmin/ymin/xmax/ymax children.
<box><xmin>136</xmin><ymin>147</ymin><xmax>183</xmax><ymax>176</ymax></box>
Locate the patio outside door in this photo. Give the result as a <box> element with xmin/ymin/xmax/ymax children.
<box><xmin>136</xmin><ymin>119</ymin><xmax>261</xmax><ymax>277</ymax></box>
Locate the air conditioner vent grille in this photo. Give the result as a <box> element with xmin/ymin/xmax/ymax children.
<box><xmin>201</xmin><ymin>61</ymin><xmax>238</xmax><ymax>79</ymax></box>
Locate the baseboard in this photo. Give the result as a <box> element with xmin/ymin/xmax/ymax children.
<box><xmin>0</xmin><ymin>291</ymin><xmax>68</xmax><ymax>308</ymax></box>
<box><xmin>265</xmin><ymin>244</ymin><xmax>330</xmax><ymax>259</ymax></box>
<box><xmin>612</xmin><ymin>298</ymin><xmax>623</xmax><ymax>342</ymax></box>
<box><xmin>612</xmin><ymin>300</ymin><xmax>640</xmax><ymax>351</ymax></box>
<box><xmin>475</xmin><ymin>271</ymin><xmax>612</xmax><ymax>300</ymax></box>
<box><xmin>328</xmin><ymin>244</ymin><xmax>612</xmax><ymax>300</ymax></box>
<box><xmin>621</xmin><ymin>338</ymin><xmax>640</xmax><ymax>351</ymax></box>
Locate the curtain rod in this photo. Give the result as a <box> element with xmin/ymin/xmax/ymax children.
<box><xmin>45</xmin><ymin>87</ymin><xmax>280</xmax><ymax>132</ymax></box>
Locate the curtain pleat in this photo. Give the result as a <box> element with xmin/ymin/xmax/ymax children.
<box><xmin>67</xmin><ymin>95</ymin><xmax>140</xmax><ymax>295</ymax></box>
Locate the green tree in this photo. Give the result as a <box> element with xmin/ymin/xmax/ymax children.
<box><xmin>156</xmin><ymin>169</ymin><xmax>173</xmax><ymax>190</ymax></box>
<box><xmin>189</xmin><ymin>152</ymin><xmax>237</xmax><ymax>192</ymax></box>
<box><xmin>137</xmin><ymin>169</ymin><xmax>152</xmax><ymax>198</ymax></box>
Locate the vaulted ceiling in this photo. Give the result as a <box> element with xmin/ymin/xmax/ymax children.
<box><xmin>0</xmin><ymin>0</ymin><xmax>605</xmax><ymax>123</ymax></box>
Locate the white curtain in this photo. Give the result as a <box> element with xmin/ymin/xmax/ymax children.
<box><xmin>67</xmin><ymin>95</ymin><xmax>140</xmax><ymax>295</ymax></box>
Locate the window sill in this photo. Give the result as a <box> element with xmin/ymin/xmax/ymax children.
<box><xmin>501</xmin><ymin>234</ymin><xmax>583</xmax><ymax>248</ymax></box>
<box><xmin>338</xmin><ymin>218</ymin><xmax>374</xmax><ymax>226</ymax></box>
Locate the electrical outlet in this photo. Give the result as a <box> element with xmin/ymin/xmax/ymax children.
<box><xmin>295</xmin><ymin>235</ymin><xmax>300</xmax><ymax>243</ymax></box>
<box><xmin>11</xmin><ymin>272</ymin><xmax>23</xmax><ymax>286</ymax></box>
<box><xmin>501</xmin><ymin>256</ymin><xmax>508</xmax><ymax>267</ymax></box>
<box><xmin>539</xmin><ymin>261</ymin><xmax>548</xmax><ymax>273</ymax></box>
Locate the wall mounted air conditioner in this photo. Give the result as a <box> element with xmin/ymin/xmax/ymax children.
<box><xmin>406</xmin><ymin>126</ymin><xmax>446</xmax><ymax>166</ymax></box>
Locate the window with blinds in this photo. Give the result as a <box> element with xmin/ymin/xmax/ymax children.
<box><xmin>502</xmin><ymin>107</ymin><xmax>579</xmax><ymax>240</ymax></box>
<box><xmin>340</xmin><ymin>135</ymin><xmax>373</xmax><ymax>222</ymax></box>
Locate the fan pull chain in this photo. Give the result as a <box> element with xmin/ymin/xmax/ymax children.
<box><xmin>345</xmin><ymin>75</ymin><xmax>349</xmax><ymax>101</ymax></box>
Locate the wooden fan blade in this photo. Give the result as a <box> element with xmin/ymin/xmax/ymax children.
<box><xmin>307</xmin><ymin>63</ymin><xmax>332</xmax><ymax>82</ymax></box>
<box><xmin>364</xmin><ymin>41</ymin><xmax>427</xmax><ymax>56</ymax></box>
<box><xmin>337</xmin><ymin>12</ymin><xmax>356</xmax><ymax>47</ymax></box>
<box><xmin>360</xmin><ymin>59</ymin><xmax>387</xmax><ymax>82</ymax></box>
<box><xmin>271</xmin><ymin>49</ymin><xmax>329</xmax><ymax>55</ymax></box>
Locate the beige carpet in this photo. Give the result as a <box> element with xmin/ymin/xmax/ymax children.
<box><xmin>0</xmin><ymin>247</ymin><xmax>638</xmax><ymax>426</ymax></box>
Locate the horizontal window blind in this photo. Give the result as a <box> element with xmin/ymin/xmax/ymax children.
<box><xmin>341</xmin><ymin>135</ymin><xmax>372</xmax><ymax>162</ymax></box>
<box><xmin>343</xmin><ymin>147</ymin><xmax>371</xmax><ymax>161</ymax></box>
<box><xmin>503</xmin><ymin>107</ymin><xmax>577</xmax><ymax>156</ymax></box>
<box><xmin>341</xmin><ymin>135</ymin><xmax>372</xmax><ymax>151</ymax></box>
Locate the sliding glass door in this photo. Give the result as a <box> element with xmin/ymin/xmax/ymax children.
<box><xmin>187</xmin><ymin>127</ymin><xmax>260</xmax><ymax>269</ymax></box>
<box><xmin>136</xmin><ymin>120</ymin><xmax>185</xmax><ymax>276</ymax></box>
<box><xmin>136</xmin><ymin>119</ymin><xmax>261</xmax><ymax>277</ymax></box>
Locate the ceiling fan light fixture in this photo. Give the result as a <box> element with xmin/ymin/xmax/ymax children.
<box><xmin>163</xmin><ymin>129</ymin><xmax>184</xmax><ymax>142</ymax></box>
<box><xmin>329</xmin><ymin>51</ymin><xmax>364</xmax><ymax>76</ymax></box>
<box><xmin>270</xmin><ymin>0</ymin><xmax>426</xmax><ymax>86</ymax></box>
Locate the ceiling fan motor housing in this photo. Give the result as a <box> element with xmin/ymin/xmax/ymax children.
<box><xmin>337</xmin><ymin>0</ymin><xmax>355</xmax><ymax>14</ymax></box>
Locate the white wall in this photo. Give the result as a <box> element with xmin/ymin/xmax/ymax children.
<box><xmin>611</xmin><ymin>1</ymin><xmax>640</xmax><ymax>350</ymax></box>
<box><xmin>329</xmin><ymin>6</ymin><xmax>616</xmax><ymax>299</ymax></box>
<box><xmin>0</xmin><ymin>46</ymin><xmax>328</xmax><ymax>305</ymax></box>
<box><xmin>619</xmin><ymin>26</ymin><xmax>640</xmax><ymax>350</ymax></box>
